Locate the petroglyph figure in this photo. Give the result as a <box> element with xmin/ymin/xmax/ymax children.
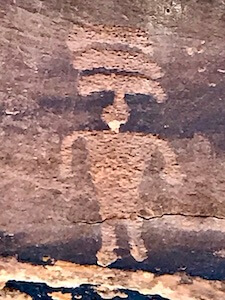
<box><xmin>60</xmin><ymin>24</ymin><xmax>184</xmax><ymax>266</ymax></box>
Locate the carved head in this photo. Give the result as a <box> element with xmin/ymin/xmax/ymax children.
<box><xmin>67</xmin><ymin>23</ymin><xmax>166</xmax><ymax>132</ymax></box>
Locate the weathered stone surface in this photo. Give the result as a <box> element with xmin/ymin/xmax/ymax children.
<box><xmin>0</xmin><ymin>286</ymin><xmax>31</xmax><ymax>299</ymax></box>
<box><xmin>0</xmin><ymin>0</ymin><xmax>225</xmax><ymax>298</ymax></box>
<box><xmin>1</xmin><ymin>257</ymin><xmax>225</xmax><ymax>300</ymax></box>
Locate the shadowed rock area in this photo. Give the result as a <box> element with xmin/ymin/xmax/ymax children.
<box><xmin>4</xmin><ymin>281</ymin><xmax>169</xmax><ymax>300</ymax></box>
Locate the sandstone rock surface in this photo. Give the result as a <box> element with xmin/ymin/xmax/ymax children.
<box><xmin>0</xmin><ymin>0</ymin><xmax>225</xmax><ymax>299</ymax></box>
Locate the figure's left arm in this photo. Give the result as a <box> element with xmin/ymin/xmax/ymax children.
<box><xmin>151</xmin><ymin>136</ymin><xmax>185</xmax><ymax>186</ymax></box>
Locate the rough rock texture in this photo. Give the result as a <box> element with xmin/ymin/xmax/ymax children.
<box><xmin>0</xmin><ymin>0</ymin><xmax>225</xmax><ymax>299</ymax></box>
<box><xmin>1</xmin><ymin>257</ymin><xmax>225</xmax><ymax>300</ymax></box>
<box><xmin>0</xmin><ymin>286</ymin><xmax>31</xmax><ymax>300</ymax></box>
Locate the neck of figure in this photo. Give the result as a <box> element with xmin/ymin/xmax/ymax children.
<box><xmin>102</xmin><ymin>91</ymin><xmax>130</xmax><ymax>133</ymax></box>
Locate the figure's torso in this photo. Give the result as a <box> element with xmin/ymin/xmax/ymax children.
<box><xmin>61</xmin><ymin>130</ymin><xmax>181</xmax><ymax>219</ymax></box>
<box><xmin>84</xmin><ymin>131</ymin><xmax>157</xmax><ymax>218</ymax></box>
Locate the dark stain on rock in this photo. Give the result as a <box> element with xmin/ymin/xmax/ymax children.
<box><xmin>81</xmin><ymin>67</ymin><xmax>141</xmax><ymax>77</ymax></box>
<box><xmin>120</xmin><ymin>85</ymin><xmax>225</xmax><ymax>153</ymax></box>
<box><xmin>1</xmin><ymin>224</ymin><xmax>225</xmax><ymax>280</ymax></box>
<box><xmin>147</xmin><ymin>248</ymin><xmax>225</xmax><ymax>280</ymax></box>
<box><xmin>5</xmin><ymin>80</ymin><xmax>225</xmax><ymax>152</ymax></box>
<box><xmin>111</xmin><ymin>248</ymin><xmax>225</xmax><ymax>280</ymax></box>
<box><xmin>38</xmin><ymin>96</ymin><xmax>74</xmax><ymax>113</ymax></box>
<box><xmin>109</xmin><ymin>226</ymin><xmax>225</xmax><ymax>280</ymax></box>
<box><xmin>5</xmin><ymin>281</ymin><xmax>170</xmax><ymax>300</ymax></box>
<box><xmin>17</xmin><ymin>236</ymin><xmax>100</xmax><ymax>266</ymax></box>
<box><xmin>38</xmin><ymin>92</ymin><xmax>114</xmax><ymax>114</ymax></box>
<box><xmin>0</xmin><ymin>231</ymin><xmax>26</xmax><ymax>258</ymax></box>
<box><xmin>37</xmin><ymin>91</ymin><xmax>114</xmax><ymax>131</ymax></box>
<box><xmin>121</xmin><ymin>94</ymin><xmax>162</xmax><ymax>135</ymax></box>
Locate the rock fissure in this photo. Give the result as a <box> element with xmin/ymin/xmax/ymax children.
<box><xmin>71</xmin><ymin>213</ymin><xmax>225</xmax><ymax>226</ymax></box>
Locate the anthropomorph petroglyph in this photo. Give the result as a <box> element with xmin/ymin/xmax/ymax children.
<box><xmin>60</xmin><ymin>23</ymin><xmax>184</xmax><ymax>266</ymax></box>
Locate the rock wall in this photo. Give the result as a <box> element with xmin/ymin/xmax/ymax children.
<box><xmin>0</xmin><ymin>0</ymin><xmax>225</xmax><ymax>299</ymax></box>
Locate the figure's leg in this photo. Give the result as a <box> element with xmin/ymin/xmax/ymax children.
<box><xmin>96</xmin><ymin>220</ymin><xmax>120</xmax><ymax>267</ymax></box>
<box><xmin>125</xmin><ymin>218</ymin><xmax>148</xmax><ymax>262</ymax></box>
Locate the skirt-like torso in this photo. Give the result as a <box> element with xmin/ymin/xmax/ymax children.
<box><xmin>60</xmin><ymin>130</ymin><xmax>181</xmax><ymax>220</ymax></box>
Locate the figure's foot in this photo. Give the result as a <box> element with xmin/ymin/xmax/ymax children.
<box><xmin>96</xmin><ymin>249</ymin><xmax>119</xmax><ymax>267</ymax></box>
<box><xmin>129</xmin><ymin>241</ymin><xmax>148</xmax><ymax>262</ymax></box>
<box><xmin>125</xmin><ymin>218</ymin><xmax>148</xmax><ymax>262</ymax></box>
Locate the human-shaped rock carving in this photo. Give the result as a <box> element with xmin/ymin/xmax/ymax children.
<box><xmin>60</xmin><ymin>23</ymin><xmax>184</xmax><ymax>266</ymax></box>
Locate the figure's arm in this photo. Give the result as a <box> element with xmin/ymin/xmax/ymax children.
<box><xmin>150</xmin><ymin>136</ymin><xmax>185</xmax><ymax>186</ymax></box>
<box><xmin>60</xmin><ymin>131</ymin><xmax>88</xmax><ymax>179</ymax></box>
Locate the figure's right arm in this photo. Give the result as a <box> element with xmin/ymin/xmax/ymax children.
<box><xmin>60</xmin><ymin>131</ymin><xmax>89</xmax><ymax>179</ymax></box>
